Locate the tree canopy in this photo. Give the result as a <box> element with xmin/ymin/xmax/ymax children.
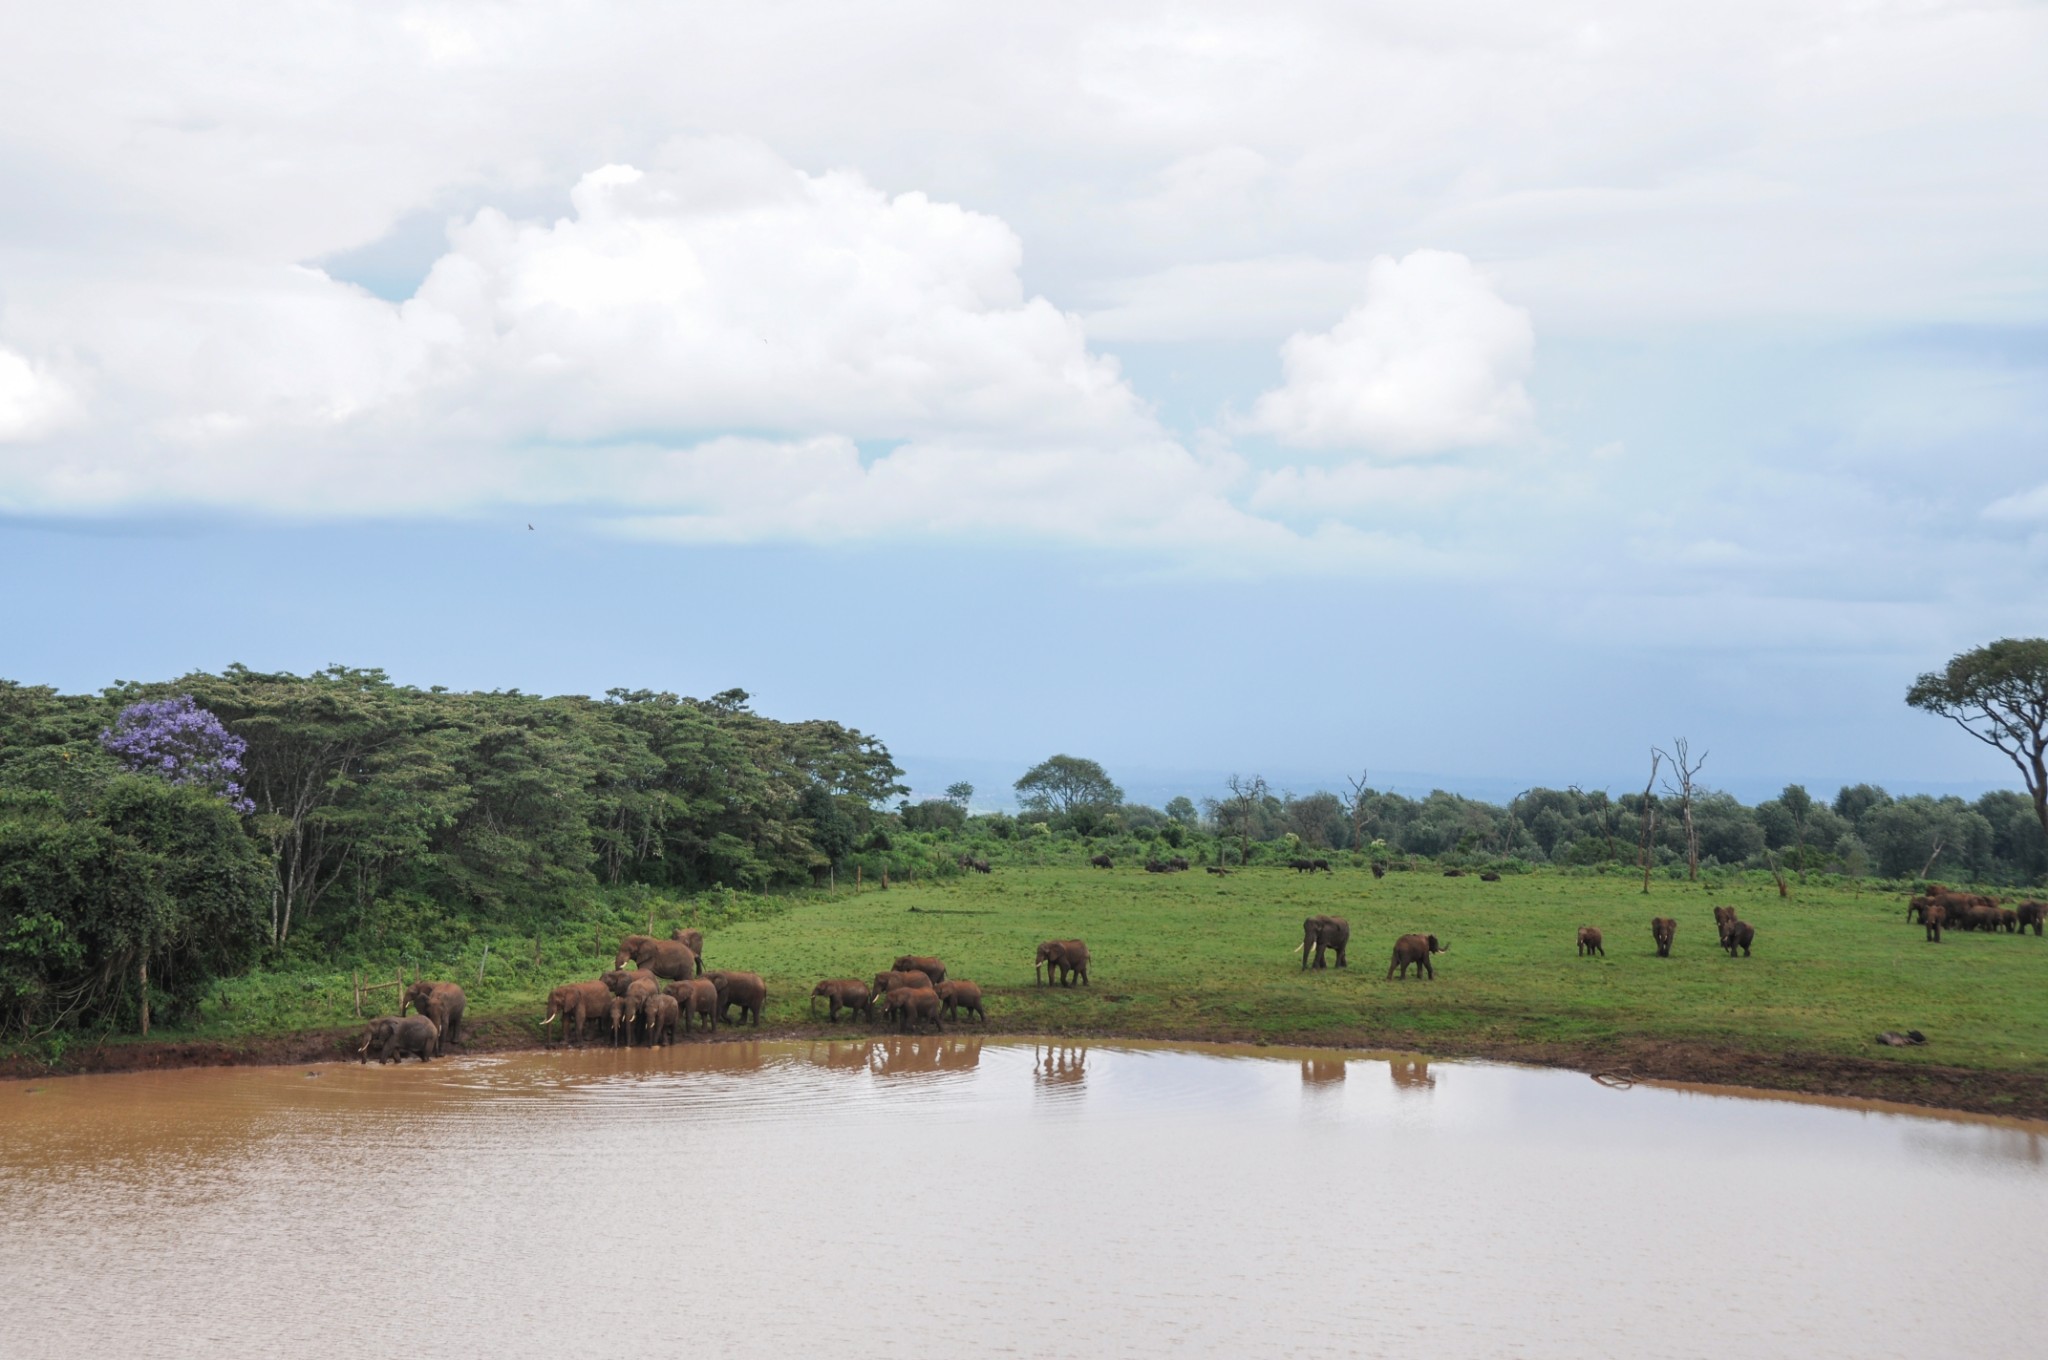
<box><xmin>1014</xmin><ymin>755</ymin><xmax>1122</xmax><ymax>820</ymax></box>
<box><xmin>1907</xmin><ymin>638</ymin><xmax>2048</xmax><ymax>840</ymax></box>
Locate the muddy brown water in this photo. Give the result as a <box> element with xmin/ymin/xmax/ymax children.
<box><xmin>3</xmin><ymin>1041</ymin><xmax>2044</xmax><ymax>1358</ymax></box>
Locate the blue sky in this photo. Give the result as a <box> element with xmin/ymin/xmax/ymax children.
<box><xmin>2</xmin><ymin>3</ymin><xmax>2044</xmax><ymax>807</ymax></box>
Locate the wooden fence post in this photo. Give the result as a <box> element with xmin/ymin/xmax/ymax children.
<box><xmin>477</xmin><ymin>944</ymin><xmax>490</xmax><ymax>985</ymax></box>
<box><xmin>139</xmin><ymin>958</ymin><xmax>149</xmax><ymax>1037</ymax></box>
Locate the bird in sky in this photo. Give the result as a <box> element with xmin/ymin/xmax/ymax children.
<box><xmin>526</xmin><ymin>523</ymin><xmax>535</xmax><ymax>530</ymax></box>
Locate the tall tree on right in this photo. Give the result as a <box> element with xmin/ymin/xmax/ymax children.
<box><xmin>1907</xmin><ymin>638</ymin><xmax>2048</xmax><ymax>841</ymax></box>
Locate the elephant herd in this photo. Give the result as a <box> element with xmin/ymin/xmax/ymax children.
<box><xmin>1297</xmin><ymin>916</ymin><xmax>1448</xmax><ymax>979</ymax></box>
<box><xmin>532</xmin><ymin>929</ymin><xmax>769</xmax><ymax>1047</ymax></box>
<box><xmin>1574</xmin><ymin>907</ymin><xmax>1754</xmax><ymax>959</ymax></box>
<box><xmin>1907</xmin><ymin>884</ymin><xmax>2046</xmax><ymax>942</ymax></box>
<box><xmin>358</xmin><ymin>979</ymin><xmax>467</xmax><ymax>1063</ymax></box>
<box><xmin>813</xmin><ymin>953</ymin><xmax>988</xmax><ymax>1033</ymax></box>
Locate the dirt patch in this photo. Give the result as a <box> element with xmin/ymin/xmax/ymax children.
<box><xmin>7</xmin><ymin>1017</ymin><xmax>2044</xmax><ymax>1121</ymax></box>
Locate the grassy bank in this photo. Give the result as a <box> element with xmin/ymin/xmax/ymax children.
<box><xmin>11</xmin><ymin>866</ymin><xmax>2048</xmax><ymax>1115</ymax></box>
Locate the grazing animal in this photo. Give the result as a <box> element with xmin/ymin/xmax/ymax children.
<box><xmin>882</xmin><ymin>985</ymin><xmax>944</xmax><ymax>1032</ymax></box>
<box><xmin>641</xmin><ymin>993</ymin><xmax>680</xmax><ymax>1046</ymax></box>
<box><xmin>1479</xmin><ymin>871</ymin><xmax>1501</xmax><ymax>882</ymax></box>
<box><xmin>1721</xmin><ymin>920</ymin><xmax>1756</xmax><ymax>957</ymax></box>
<box><xmin>400</xmin><ymin>980</ymin><xmax>466</xmax><ymax>1054</ymax></box>
<box><xmin>704</xmin><ymin>970</ymin><xmax>767</xmax><ymax>1026</ymax></box>
<box><xmin>1144</xmin><ymin>859</ymin><xmax>1170</xmax><ymax>874</ymax></box>
<box><xmin>614</xmin><ymin>934</ymin><xmax>698</xmax><ymax>981</ymax></box>
<box><xmin>667</xmin><ymin>927</ymin><xmax>706</xmax><ymax>968</ymax></box>
<box><xmin>1924</xmin><ymin>901</ymin><xmax>1948</xmax><ymax>943</ymax></box>
<box><xmin>1442</xmin><ymin>869</ymin><xmax>1464</xmax><ymax>877</ymax></box>
<box><xmin>971</xmin><ymin>858</ymin><xmax>991</xmax><ymax>874</ymax></box>
<box><xmin>935</xmin><ymin>980</ymin><xmax>985</xmax><ymax>1023</ymax></box>
<box><xmin>541</xmin><ymin>980</ymin><xmax>616</xmax><ymax>1045</ymax></box>
<box><xmin>1577</xmin><ymin>926</ymin><xmax>1605</xmax><ymax>957</ymax></box>
<box><xmin>1370</xmin><ymin>862</ymin><xmax>1386</xmax><ymax>879</ymax></box>
<box><xmin>810</xmin><ymin>979</ymin><xmax>873</xmax><ymax>1023</ymax></box>
<box><xmin>892</xmin><ymin>955</ymin><xmax>947</xmax><ymax>985</ymax></box>
<box><xmin>1089</xmin><ymin>853</ymin><xmax>1114</xmax><ymax>869</ymax></box>
<box><xmin>1712</xmin><ymin>905</ymin><xmax>1737</xmax><ymax>936</ymax></box>
<box><xmin>1999</xmin><ymin>907</ymin><xmax>2021</xmax><ymax>933</ymax></box>
<box><xmin>1290</xmin><ymin>858</ymin><xmax>1316</xmax><ymax>873</ymax></box>
<box><xmin>1387</xmin><ymin>933</ymin><xmax>1446</xmax><ymax>980</ymax></box>
<box><xmin>1205</xmin><ymin>865</ymin><xmax>1232</xmax><ymax>876</ymax></box>
<box><xmin>1168</xmin><ymin>856</ymin><xmax>1190</xmax><ymax>871</ymax></box>
<box><xmin>2016</xmin><ymin>901</ymin><xmax>2045</xmax><ymax>936</ymax></box>
<box><xmin>1299</xmin><ymin>915</ymin><xmax>1350</xmax><ymax>970</ymax></box>
<box><xmin>1650</xmin><ymin>917</ymin><xmax>1676</xmax><ymax>957</ymax></box>
<box><xmin>1033</xmin><ymin>940</ymin><xmax>1090</xmax><ymax>987</ymax></box>
<box><xmin>358</xmin><ymin>1014</ymin><xmax>438</xmax><ymax>1064</ymax></box>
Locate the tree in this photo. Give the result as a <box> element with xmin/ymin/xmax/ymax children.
<box><xmin>944</xmin><ymin>781</ymin><xmax>974</xmax><ymax>809</ymax></box>
<box><xmin>1164</xmin><ymin>796</ymin><xmax>1197</xmax><ymax>824</ymax></box>
<box><xmin>99</xmin><ymin>695</ymin><xmax>254</xmax><ymax>813</ymax></box>
<box><xmin>1217</xmin><ymin>773</ymin><xmax>1270</xmax><ymax>866</ymax></box>
<box><xmin>1014</xmin><ymin>756</ymin><xmax>1122</xmax><ymax>821</ymax></box>
<box><xmin>1780</xmin><ymin>784</ymin><xmax>1813</xmax><ymax>882</ymax></box>
<box><xmin>1908</xmin><ymin>638</ymin><xmax>2048</xmax><ymax>843</ymax></box>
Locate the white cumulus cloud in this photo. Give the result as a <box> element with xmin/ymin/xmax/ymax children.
<box><xmin>1239</xmin><ymin>250</ymin><xmax>1534</xmax><ymax>456</ymax></box>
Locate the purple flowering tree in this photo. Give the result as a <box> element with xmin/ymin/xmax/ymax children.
<box><xmin>100</xmin><ymin>695</ymin><xmax>255</xmax><ymax>814</ymax></box>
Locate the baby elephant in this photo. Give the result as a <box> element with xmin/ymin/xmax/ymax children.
<box><xmin>1577</xmin><ymin>926</ymin><xmax>1605</xmax><ymax>957</ymax></box>
<box><xmin>1650</xmin><ymin>917</ymin><xmax>1676</xmax><ymax>957</ymax></box>
<box><xmin>811</xmin><ymin>978</ymin><xmax>874</xmax><ymax>1023</ymax></box>
<box><xmin>883</xmin><ymin>985</ymin><xmax>944</xmax><ymax>1033</ymax></box>
<box><xmin>1721</xmin><ymin>919</ymin><xmax>1756</xmax><ymax>957</ymax></box>
<box><xmin>935</xmin><ymin>980</ymin><xmax>985</xmax><ymax>1024</ymax></box>
<box><xmin>359</xmin><ymin>1014</ymin><xmax>438</xmax><ymax>1064</ymax></box>
<box><xmin>641</xmin><ymin>993</ymin><xmax>680</xmax><ymax>1046</ymax></box>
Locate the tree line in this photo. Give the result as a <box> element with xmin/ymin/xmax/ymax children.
<box><xmin>0</xmin><ymin>666</ymin><xmax>902</xmax><ymax>1036</ymax></box>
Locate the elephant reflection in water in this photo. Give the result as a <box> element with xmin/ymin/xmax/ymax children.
<box><xmin>1388</xmin><ymin>1059</ymin><xmax>1435</xmax><ymax>1092</ymax></box>
<box><xmin>1033</xmin><ymin>1044</ymin><xmax>1089</xmax><ymax>1088</ymax></box>
<box><xmin>1300</xmin><ymin>1058</ymin><xmax>1347</xmax><ymax>1087</ymax></box>
<box><xmin>802</xmin><ymin>1041</ymin><xmax>878</xmax><ymax>1072</ymax></box>
<box><xmin>869</xmin><ymin>1036</ymin><xmax>983</xmax><ymax>1077</ymax></box>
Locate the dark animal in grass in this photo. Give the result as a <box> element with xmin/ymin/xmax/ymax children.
<box><xmin>936</xmin><ymin>980</ymin><xmax>985</xmax><ymax>1023</ymax></box>
<box><xmin>1034</xmin><ymin>940</ymin><xmax>1090</xmax><ymax>987</ymax></box>
<box><xmin>1924</xmin><ymin>901</ymin><xmax>1948</xmax><ymax>943</ymax></box>
<box><xmin>1089</xmin><ymin>853</ymin><xmax>1113</xmax><ymax>869</ymax></box>
<box><xmin>892</xmin><ymin>955</ymin><xmax>947</xmax><ymax>985</ymax></box>
<box><xmin>667</xmin><ymin>927</ymin><xmax>706</xmax><ymax>968</ymax></box>
<box><xmin>1999</xmin><ymin>908</ymin><xmax>2021</xmax><ymax>933</ymax></box>
<box><xmin>542</xmin><ymin>980</ymin><xmax>616</xmax><ymax>1045</ymax></box>
<box><xmin>705</xmin><ymin>970</ymin><xmax>767</xmax><ymax>1026</ymax></box>
<box><xmin>1299</xmin><ymin>915</ymin><xmax>1350</xmax><ymax>970</ymax></box>
<box><xmin>1721</xmin><ymin>920</ymin><xmax>1755</xmax><ymax>957</ymax></box>
<box><xmin>882</xmin><ymin>985</ymin><xmax>944</xmax><ymax>1032</ymax></box>
<box><xmin>1311</xmin><ymin>857</ymin><xmax>1332</xmax><ymax>873</ymax></box>
<box><xmin>971</xmin><ymin>858</ymin><xmax>991</xmax><ymax>874</ymax></box>
<box><xmin>2017</xmin><ymin>902</ymin><xmax>2045</xmax><ymax>936</ymax></box>
<box><xmin>810</xmin><ymin>979</ymin><xmax>874</xmax><ymax>1023</ymax></box>
<box><xmin>1906</xmin><ymin>895</ymin><xmax>1935</xmax><ymax>924</ymax></box>
<box><xmin>1205</xmin><ymin>865</ymin><xmax>1232</xmax><ymax>876</ymax></box>
<box><xmin>1388</xmin><ymin>934</ymin><xmax>1446</xmax><ymax>980</ymax></box>
<box><xmin>1442</xmin><ymin>869</ymin><xmax>1464</xmax><ymax>877</ymax></box>
<box><xmin>1144</xmin><ymin>859</ymin><xmax>1170</xmax><ymax>873</ymax></box>
<box><xmin>358</xmin><ymin>1014</ymin><xmax>437</xmax><ymax>1064</ymax></box>
<box><xmin>1169</xmin><ymin>856</ymin><xmax>1190</xmax><ymax>871</ymax></box>
<box><xmin>1290</xmin><ymin>858</ymin><xmax>1315</xmax><ymax>873</ymax></box>
<box><xmin>641</xmin><ymin>993</ymin><xmax>680</xmax><ymax>1046</ymax></box>
<box><xmin>1958</xmin><ymin>905</ymin><xmax>2002</xmax><ymax>932</ymax></box>
<box><xmin>1713</xmin><ymin>905</ymin><xmax>1737</xmax><ymax>933</ymax></box>
<box><xmin>1479</xmin><ymin>871</ymin><xmax>1501</xmax><ymax>882</ymax></box>
<box><xmin>1370</xmin><ymin>862</ymin><xmax>1386</xmax><ymax>879</ymax></box>
<box><xmin>401</xmin><ymin>980</ymin><xmax>466</xmax><ymax>1054</ymax></box>
<box><xmin>667</xmin><ymin>979</ymin><xmax>719</xmax><ymax>1034</ymax></box>
<box><xmin>1577</xmin><ymin>926</ymin><xmax>1604</xmax><ymax>957</ymax></box>
<box><xmin>1650</xmin><ymin>917</ymin><xmax>1676</xmax><ymax>957</ymax></box>
<box><xmin>614</xmin><ymin>934</ymin><xmax>698</xmax><ymax>981</ymax></box>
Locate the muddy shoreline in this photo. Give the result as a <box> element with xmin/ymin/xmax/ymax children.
<box><xmin>6</xmin><ymin>1015</ymin><xmax>2044</xmax><ymax>1121</ymax></box>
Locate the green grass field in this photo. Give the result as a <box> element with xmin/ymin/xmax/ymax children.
<box><xmin>40</xmin><ymin>865</ymin><xmax>2048</xmax><ymax>1110</ymax></box>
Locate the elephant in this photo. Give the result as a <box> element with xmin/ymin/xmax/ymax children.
<box><xmin>401</xmin><ymin>980</ymin><xmax>466</xmax><ymax>1054</ymax></box>
<box><xmin>811</xmin><ymin>979</ymin><xmax>874</xmax><ymax>1023</ymax></box>
<box><xmin>1299</xmin><ymin>915</ymin><xmax>1350</xmax><ymax>970</ymax></box>
<box><xmin>1144</xmin><ymin>859</ymin><xmax>1170</xmax><ymax>873</ymax></box>
<box><xmin>892</xmin><ymin>955</ymin><xmax>947</xmax><ymax>984</ymax></box>
<box><xmin>2017</xmin><ymin>901</ymin><xmax>2046</xmax><ymax>936</ymax></box>
<box><xmin>935</xmin><ymin>979</ymin><xmax>985</xmax><ymax>1023</ymax></box>
<box><xmin>1999</xmin><ymin>908</ymin><xmax>2021</xmax><ymax>933</ymax></box>
<box><xmin>1089</xmin><ymin>853</ymin><xmax>1114</xmax><ymax>869</ymax></box>
<box><xmin>1168</xmin><ymin>856</ymin><xmax>1190</xmax><ymax>871</ymax></box>
<box><xmin>1906</xmin><ymin>895</ymin><xmax>1935</xmax><ymax>924</ymax></box>
<box><xmin>1387</xmin><ymin>933</ymin><xmax>1446</xmax><ymax>980</ymax></box>
<box><xmin>1713</xmin><ymin>905</ymin><xmax>1737</xmax><ymax>932</ymax></box>
<box><xmin>1650</xmin><ymin>917</ymin><xmax>1676</xmax><ymax>957</ymax></box>
<box><xmin>606</xmin><ymin>995</ymin><xmax>630</xmax><ymax>1045</ymax></box>
<box><xmin>705</xmin><ymin>970</ymin><xmax>766</xmax><ymax>1026</ymax></box>
<box><xmin>614</xmin><ymin>934</ymin><xmax>698</xmax><ymax>981</ymax></box>
<box><xmin>1290</xmin><ymin>858</ymin><xmax>1315</xmax><ymax>873</ymax></box>
<box><xmin>1442</xmin><ymin>869</ymin><xmax>1464</xmax><ymax>877</ymax></box>
<box><xmin>1577</xmin><ymin>926</ymin><xmax>1605</xmax><ymax>957</ymax></box>
<box><xmin>359</xmin><ymin>1014</ymin><xmax>438</xmax><ymax>1064</ymax></box>
<box><xmin>971</xmin><ymin>858</ymin><xmax>992</xmax><ymax>874</ymax></box>
<box><xmin>1034</xmin><ymin>940</ymin><xmax>1089</xmax><ymax>987</ymax></box>
<box><xmin>872</xmin><ymin>969</ymin><xmax>934</xmax><ymax>999</ymax></box>
<box><xmin>1721</xmin><ymin>920</ymin><xmax>1756</xmax><ymax>957</ymax></box>
<box><xmin>1924</xmin><ymin>901</ymin><xmax>1948</xmax><ymax>942</ymax></box>
<box><xmin>882</xmin><ymin>985</ymin><xmax>944</xmax><ymax>1032</ymax></box>
<box><xmin>1370</xmin><ymin>862</ymin><xmax>1386</xmax><ymax>879</ymax></box>
<box><xmin>667</xmin><ymin>979</ymin><xmax>719</xmax><ymax>1034</ymax></box>
<box><xmin>1479</xmin><ymin>871</ymin><xmax>1501</xmax><ymax>882</ymax></box>
<box><xmin>667</xmin><ymin>927</ymin><xmax>706</xmax><ymax>968</ymax></box>
<box><xmin>1205</xmin><ymin>865</ymin><xmax>1232</xmax><ymax>876</ymax></box>
<box><xmin>541</xmin><ymin>980</ymin><xmax>617</xmax><ymax>1045</ymax></box>
<box><xmin>641</xmin><ymin>993</ymin><xmax>680</xmax><ymax>1046</ymax></box>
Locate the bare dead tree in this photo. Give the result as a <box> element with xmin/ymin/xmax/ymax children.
<box><xmin>1919</xmin><ymin>835</ymin><xmax>1946</xmax><ymax>881</ymax></box>
<box><xmin>1657</xmin><ymin>739</ymin><xmax>1708</xmax><ymax>881</ymax></box>
<box><xmin>1224</xmin><ymin>773</ymin><xmax>1269</xmax><ymax>866</ymax></box>
<box><xmin>1638</xmin><ymin>749</ymin><xmax>1662</xmax><ymax>894</ymax></box>
<box><xmin>1344</xmin><ymin>768</ymin><xmax>1374</xmax><ymax>852</ymax></box>
<box><xmin>1765</xmin><ymin>850</ymin><xmax>1789</xmax><ymax>898</ymax></box>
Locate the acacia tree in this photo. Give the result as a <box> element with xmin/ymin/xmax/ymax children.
<box><xmin>1908</xmin><ymin>638</ymin><xmax>2048</xmax><ymax>843</ymax></box>
<box><xmin>1014</xmin><ymin>755</ymin><xmax>1122</xmax><ymax>826</ymax></box>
